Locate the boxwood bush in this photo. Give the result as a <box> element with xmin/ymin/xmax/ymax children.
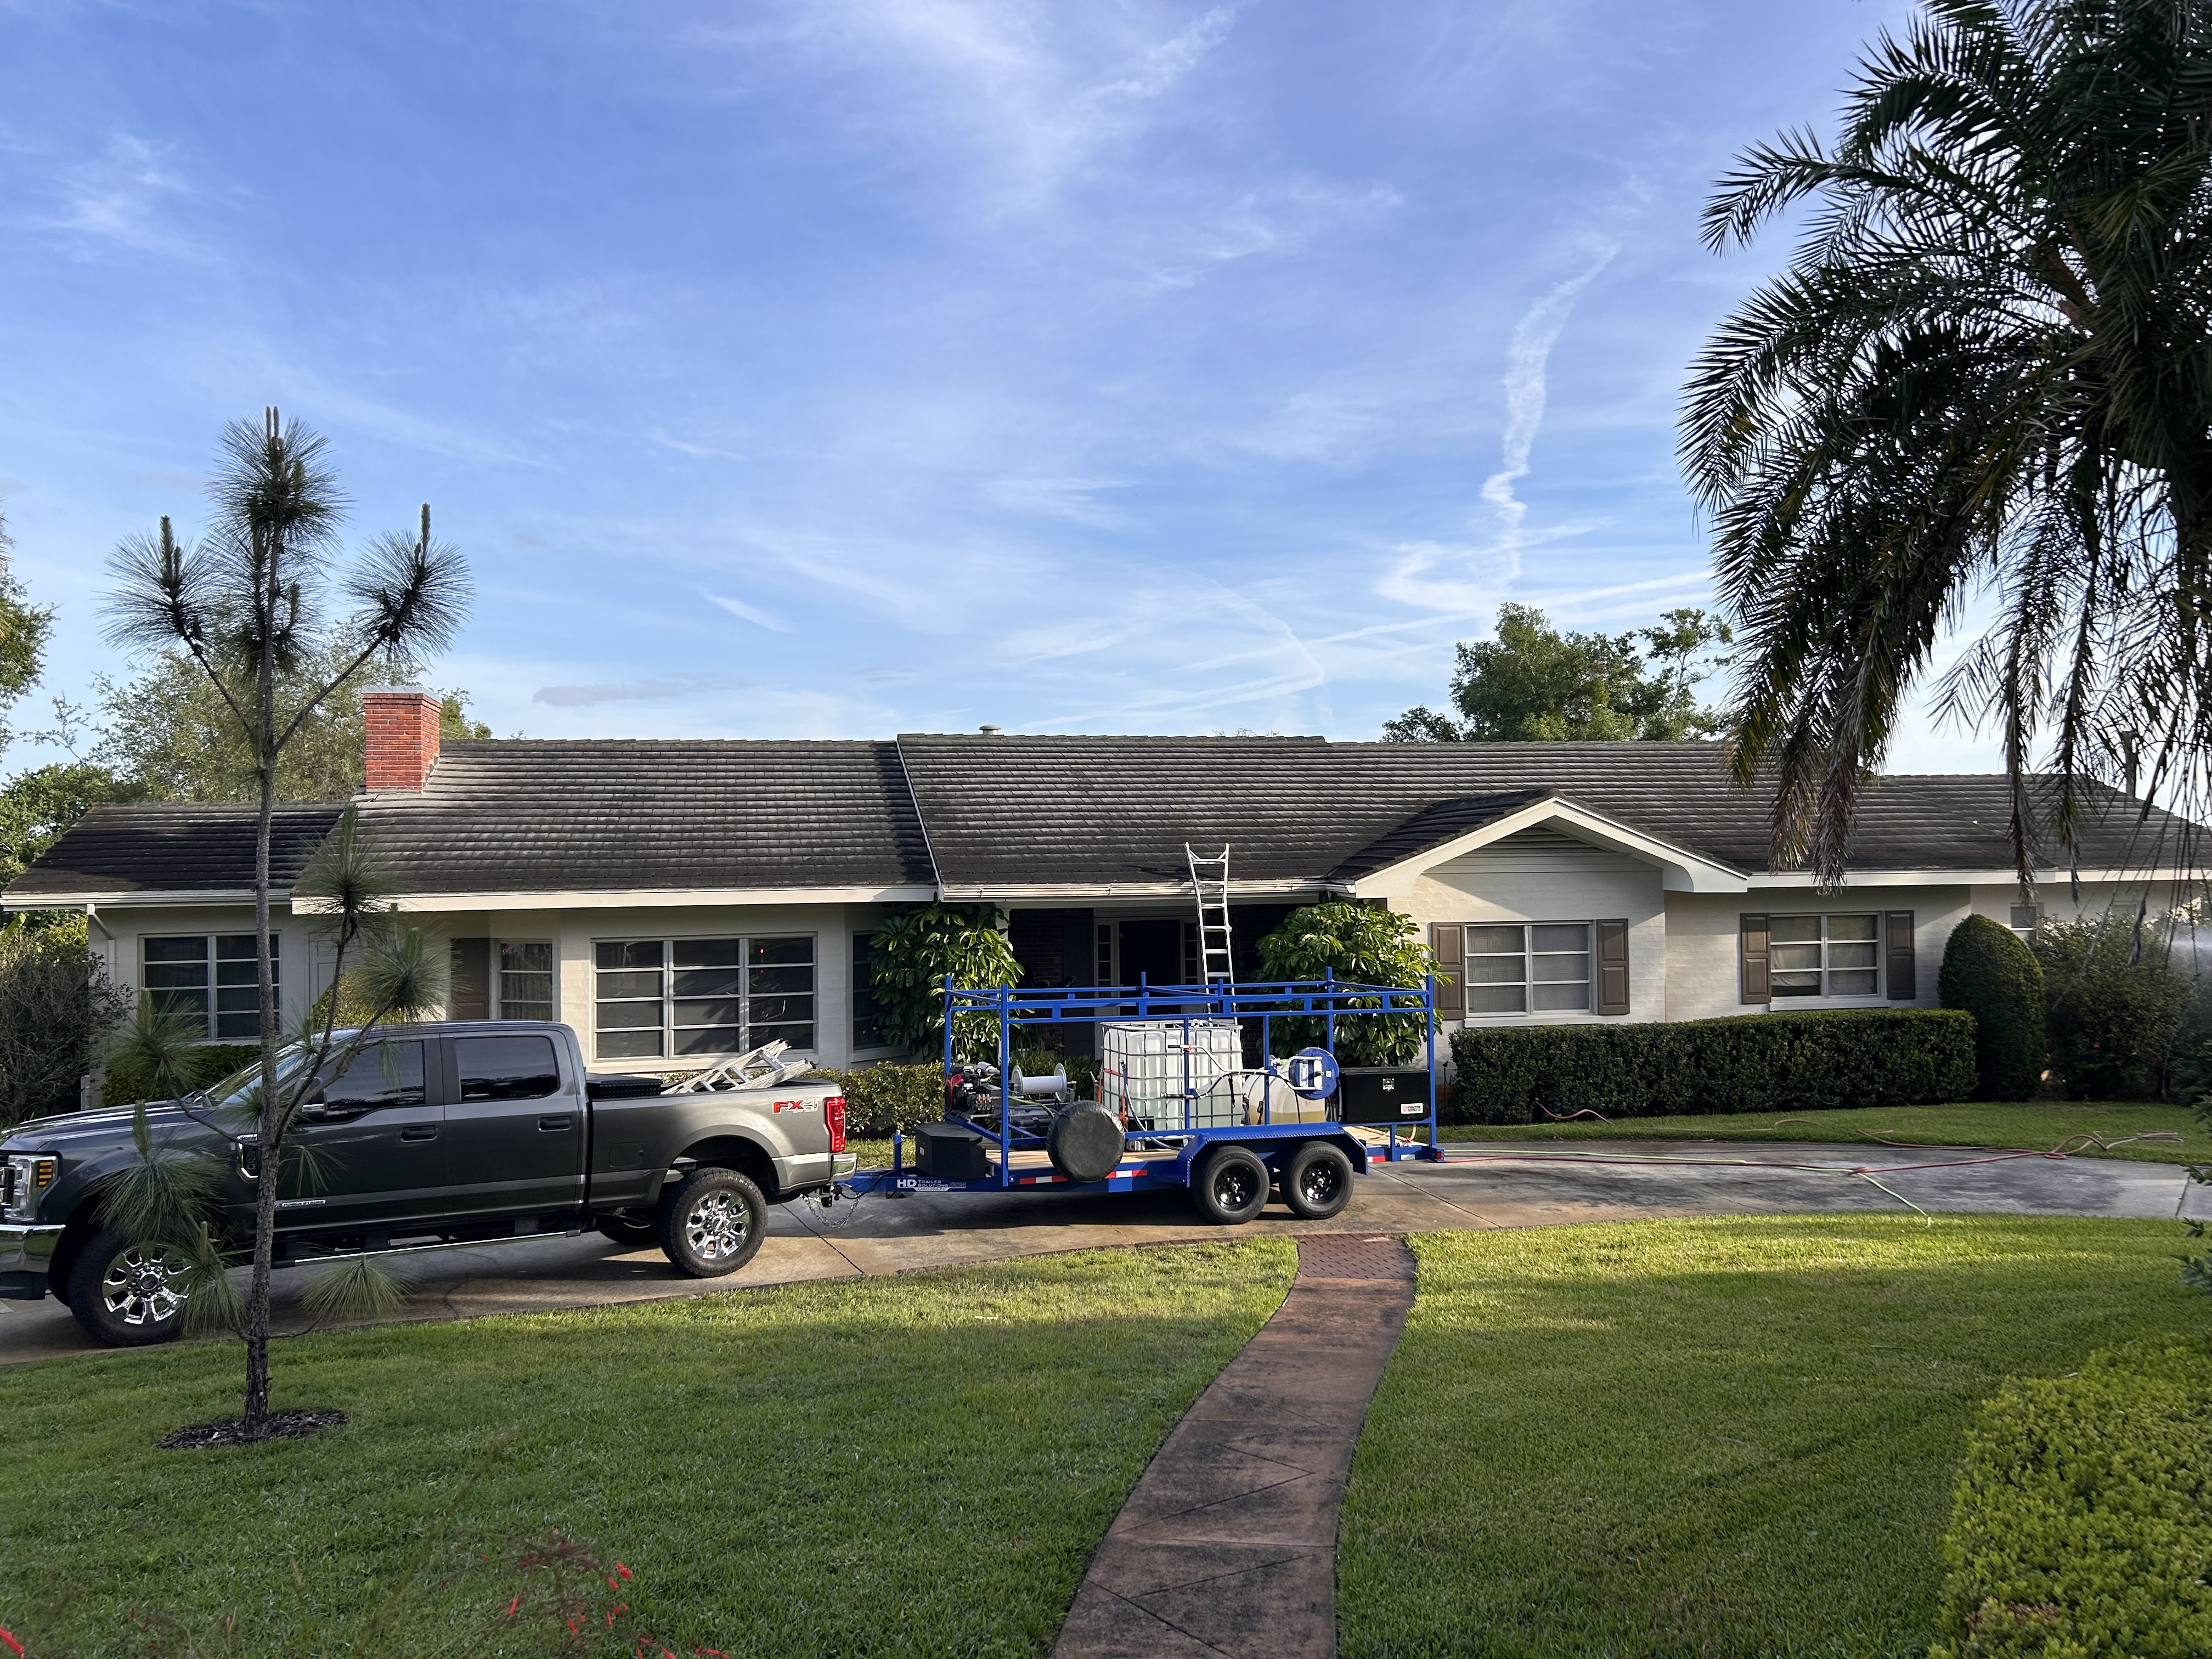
<box><xmin>1931</xmin><ymin>1342</ymin><xmax>2212</xmax><ymax>1658</ymax></box>
<box><xmin>1939</xmin><ymin>915</ymin><xmax>2047</xmax><ymax>1101</ymax></box>
<box><xmin>1447</xmin><ymin>1008</ymin><xmax>1974</xmax><ymax>1124</ymax></box>
<box><xmin>803</xmin><ymin>1062</ymin><xmax>945</xmax><ymax>1136</ymax></box>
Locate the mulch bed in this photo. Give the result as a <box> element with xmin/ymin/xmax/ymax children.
<box><xmin>157</xmin><ymin>1409</ymin><xmax>349</xmax><ymax>1450</ymax></box>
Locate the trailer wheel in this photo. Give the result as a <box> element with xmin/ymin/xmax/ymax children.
<box><xmin>1190</xmin><ymin>1146</ymin><xmax>1269</xmax><ymax>1226</ymax></box>
<box><xmin>657</xmin><ymin>1167</ymin><xmax>768</xmax><ymax>1277</ymax></box>
<box><xmin>1282</xmin><ymin>1141</ymin><xmax>1353</xmax><ymax>1220</ymax></box>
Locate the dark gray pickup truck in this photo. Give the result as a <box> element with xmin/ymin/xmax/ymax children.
<box><xmin>0</xmin><ymin>1020</ymin><xmax>852</xmax><ymax>1346</ymax></box>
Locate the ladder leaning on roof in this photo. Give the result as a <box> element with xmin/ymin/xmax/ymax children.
<box><xmin>1186</xmin><ymin>842</ymin><xmax>1235</xmax><ymax>991</ymax></box>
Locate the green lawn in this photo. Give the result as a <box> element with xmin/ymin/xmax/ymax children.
<box><xmin>1339</xmin><ymin>1215</ymin><xmax>2205</xmax><ymax>1658</ymax></box>
<box><xmin>1438</xmin><ymin>1099</ymin><xmax>2209</xmax><ymax>1163</ymax></box>
<box><xmin>1</xmin><ymin>1239</ymin><xmax>1294</xmax><ymax>1659</ymax></box>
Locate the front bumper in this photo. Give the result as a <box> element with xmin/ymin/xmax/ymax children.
<box><xmin>0</xmin><ymin>1223</ymin><xmax>62</xmax><ymax>1300</ymax></box>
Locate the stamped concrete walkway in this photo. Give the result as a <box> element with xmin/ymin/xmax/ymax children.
<box><xmin>1051</xmin><ymin>1234</ymin><xmax>1417</xmax><ymax>1659</ymax></box>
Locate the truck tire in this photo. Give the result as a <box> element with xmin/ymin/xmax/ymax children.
<box><xmin>1189</xmin><ymin>1146</ymin><xmax>1269</xmax><ymax>1226</ymax></box>
<box><xmin>657</xmin><ymin>1167</ymin><xmax>768</xmax><ymax>1278</ymax></box>
<box><xmin>1281</xmin><ymin>1141</ymin><xmax>1354</xmax><ymax>1220</ymax></box>
<box><xmin>68</xmin><ymin>1226</ymin><xmax>190</xmax><ymax>1347</ymax></box>
<box><xmin>594</xmin><ymin>1213</ymin><xmax>658</xmax><ymax>1248</ymax></box>
<box><xmin>1047</xmin><ymin>1102</ymin><xmax>1125</xmax><ymax>1183</ymax></box>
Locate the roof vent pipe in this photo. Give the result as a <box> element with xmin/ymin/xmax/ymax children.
<box><xmin>978</xmin><ymin>724</ymin><xmax>1002</xmax><ymax>735</ymax></box>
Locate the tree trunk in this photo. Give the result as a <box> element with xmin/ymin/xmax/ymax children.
<box><xmin>242</xmin><ymin>518</ymin><xmax>281</xmax><ymax>1438</ymax></box>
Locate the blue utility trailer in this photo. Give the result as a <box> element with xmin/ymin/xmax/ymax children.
<box><xmin>837</xmin><ymin>974</ymin><xmax>1443</xmax><ymax>1224</ymax></box>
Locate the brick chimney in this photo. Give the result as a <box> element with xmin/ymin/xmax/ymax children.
<box><xmin>362</xmin><ymin>688</ymin><xmax>444</xmax><ymax>792</ymax></box>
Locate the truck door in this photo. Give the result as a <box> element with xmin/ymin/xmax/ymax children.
<box><xmin>269</xmin><ymin>1037</ymin><xmax>445</xmax><ymax>1234</ymax></box>
<box><xmin>437</xmin><ymin>1032</ymin><xmax>588</xmax><ymax>1220</ymax></box>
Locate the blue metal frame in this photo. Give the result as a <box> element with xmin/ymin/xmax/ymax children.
<box><xmin>840</xmin><ymin>973</ymin><xmax>1444</xmax><ymax>1199</ymax></box>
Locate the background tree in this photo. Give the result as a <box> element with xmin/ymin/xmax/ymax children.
<box><xmin>103</xmin><ymin>409</ymin><xmax>467</xmax><ymax>1438</ymax></box>
<box><xmin>1385</xmin><ymin>604</ymin><xmax>1733</xmax><ymax>742</ymax></box>
<box><xmin>868</xmin><ymin>903</ymin><xmax>1021</xmax><ymax>1061</ymax></box>
<box><xmin>0</xmin><ymin>920</ymin><xmax>129</xmax><ymax>1126</ymax></box>
<box><xmin>2032</xmin><ymin>913</ymin><xmax>2194</xmax><ymax>1098</ymax></box>
<box><xmin>0</xmin><ymin>761</ymin><xmax>125</xmax><ymax>899</ymax></box>
<box><xmin>0</xmin><ymin>508</ymin><xmax>54</xmax><ymax>754</ymax></box>
<box><xmin>1254</xmin><ymin>902</ymin><xmax>1435</xmax><ymax>1065</ymax></box>
<box><xmin>1683</xmin><ymin>0</ymin><xmax>2212</xmax><ymax>884</ymax></box>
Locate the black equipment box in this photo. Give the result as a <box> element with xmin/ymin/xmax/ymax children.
<box><xmin>913</xmin><ymin>1121</ymin><xmax>992</xmax><ymax>1180</ymax></box>
<box><xmin>1335</xmin><ymin>1068</ymin><xmax>1431</xmax><ymax>1124</ymax></box>
<box><xmin>585</xmin><ymin>1074</ymin><xmax>667</xmax><ymax>1101</ymax></box>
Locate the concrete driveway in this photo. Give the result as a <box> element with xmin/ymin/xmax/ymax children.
<box><xmin>2</xmin><ymin>1141</ymin><xmax>2197</xmax><ymax>1365</ymax></box>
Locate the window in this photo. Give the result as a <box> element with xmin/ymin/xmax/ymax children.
<box><xmin>2008</xmin><ymin>904</ymin><xmax>2040</xmax><ymax>941</ymax></box>
<box><xmin>454</xmin><ymin>1034</ymin><xmax>561</xmax><ymax>1101</ymax></box>
<box><xmin>853</xmin><ymin>933</ymin><xmax>888</xmax><ymax>1050</ymax></box>
<box><xmin>320</xmin><ymin>1041</ymin><xmax>426</xmax><ymax>1111</ymax></box>
<box><xmin>1464</xmin><ymin>923</ymin><xmax>1592</xmax><ymax>1015</ymax></box>
<box><xmin>498</xmin><ymin>941</ymin><xmax>554</xmax><ymax>1021</ymax></box>
<box><xmin>592</xmin><ymin>936</ymin><xmax>815</xmax><ymax>1061</ymax></box>
<box><xmin>1769</xmin><ymin>914</ymin><xmax>1881</xmax><ymax>998</ymax></box>
<box><xmin>143</xmin><ymin>934</ymin><xmax>279</xmax><ymax>1041</ymax></box>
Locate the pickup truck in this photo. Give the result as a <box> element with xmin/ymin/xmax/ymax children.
<box><xmin>0</xmin><ymin>1019</ymin><xmax>852</xmax><ymax>1347</ymax></box>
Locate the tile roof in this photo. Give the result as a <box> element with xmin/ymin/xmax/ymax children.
<box><xmin>4</xmin><ymin>733</ymin><xmax>2197</xmax><ymax>905</ymax></box>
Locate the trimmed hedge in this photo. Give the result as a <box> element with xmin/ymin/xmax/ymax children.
<box><xmin>803</xmin><ymin>1063</ymin><xmax>944</xmax><ymax>1136</ymax></box>
<box><xmin>1447</xmin><ymin>1008</ymin><xmax>1976</xmax><ymax>1124</ymax></box>
<box><xmin>1939</xmin><ymin>916</ymin><xmax>2047</xmax><ymax>1101</ymax></box>
<box><xmin>1931</xmin><ymin>1342</ymin><xmax>2212</xmax><ymax>1658</ymax></box>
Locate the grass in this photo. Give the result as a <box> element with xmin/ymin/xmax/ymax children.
<box><xmin>1438</xmin><ymin>1099</ymin><xmax>2210</xmax><ymax>1163</ymax></box>
<box><xmin>1</xmin><ymin>1239</ymin><xmax>1295</xmax><ymax>1658</ymax></box>
<box><xmin>1339</xmin><ymin>1215</ymin><xmax>2207</xmax><ymax>1658</ymax></box>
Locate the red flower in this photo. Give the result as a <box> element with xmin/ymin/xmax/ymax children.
<box><xmin>0</xmin><ymin>1627</ymin><xmax>23</xmax><ymax>1656</ymax></box>
<box><xmin>616</xmin><ymin>1563</ymin><xmax>633</xmax><ymax>1581</ymax></box>
<box><xmin>505</xmin><ymin>1596</ymin><xmax>521</xmax><ymax>1618</ymax></box>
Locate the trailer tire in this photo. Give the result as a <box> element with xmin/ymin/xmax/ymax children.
<box><xmin>67</xmin><ymin>1226</ymin><xmax>190</xmax><ymax>1347</ymax></box>
<box><xmin>657</xmin><ymin>1167</ymin><xmax>768</xmax><ymax>1277</ymax></box>
<box><xmin>1282</xmin><ymin>1141</ymin><xmax>1354</xmax><ymax>1220</ymax></box>
<box><xmin>1190</xmin><ymin>1146</ymin><xmax>1269</xmax><ymax>1226</ymax></box>
<box><xmin>1048</xmin><ymin>1102</ymin><xmax>1125</xmax><ymax>1183</ymax></box>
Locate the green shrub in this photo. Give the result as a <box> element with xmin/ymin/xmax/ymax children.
<box><xmin>1930</xmin><ymin>1342</ymin><xmax>2212</xmax><ymax>1658</ymax></box>
<box><xmin>2033</xmin><ymin>915</ymin><xmax>2196</xmax><ymax>1098</ymax></box>
<box><xmin>1255</xmin><ymin>902</ymin><xmax>1434</xmax><ymax>1065</ymax></box>
<box><xmin>1939</xmin><ymin>916</ymin><xmax>2047</xmax><ymax>1101</ymax></box>
<box><xmin>0</xmin><ymin>924</ymin><xmax>131</xmax><ymax>1125</ymax></box>
<box><xmin>1447</xmin><ymin>1009</ymin><xmax>1974</xmax><ymax>1124</ymax></box>
<box><xmin>98</xmin><ymin>1042</ymin><xmax>258</xmax><ymax>1110</ymax></box>
<box><xmin>867</xmin><ymin>904</ymin><xmax>1020</xmax><ymax>1062</ymax></box>
<box><xmin>805</xmin><ymin>1063</ymin><xmax>944</xmax><ymax>1136</ymax></box>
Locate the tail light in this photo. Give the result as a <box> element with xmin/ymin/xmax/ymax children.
<box><xmin>824</xmin><ymin>1094</ymin><xmax>847</xmax><ymax>1154</ymax></box>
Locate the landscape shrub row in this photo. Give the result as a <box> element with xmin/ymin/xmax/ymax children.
<box><xmin>803</xmin><ymin>1062</ymin><xmax>944</xmax><ymax>1136</ymax></box>
<box><xmin>1931</xmin><ymin>1341</ymin><xmax>2212</xmax><ymax>1658</ymax></box>
<box><xmin>1446</xmin><ymin>1008</ymin><xmax>1975</xmax><ymax>1124</ymax></box>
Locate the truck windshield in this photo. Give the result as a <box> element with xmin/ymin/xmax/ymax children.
<box><xmin>200</xmin><ymin>1049</ymin><xmax>310</xmax><ymax>1114</ymax></box>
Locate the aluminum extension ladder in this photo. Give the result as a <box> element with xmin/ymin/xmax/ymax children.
<box><xmin>1185</xmin><ymin>842</ymin><xmax>1235</xmax><ymax>991</ymax></box>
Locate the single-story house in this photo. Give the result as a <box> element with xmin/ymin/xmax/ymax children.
<box><xmin>5</xmin><ymin>690</ymin><xmax>2199</xmax><ymax>1071</ymax></box>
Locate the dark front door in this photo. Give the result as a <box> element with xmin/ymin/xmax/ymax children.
<box><xmin>266</xmin><ymin>1037</ymin><xmax>445</xmax><ymax>1235</ymax></box>
<box><xmin>1118</xmin><ymin>919</ymin><xmax>1186</xmax><ymax>991</ymax></box>
<box><xmin>438</xmin><ymin>1032</ymin><xmax>587</xmax><ymax>1220</ymax></box>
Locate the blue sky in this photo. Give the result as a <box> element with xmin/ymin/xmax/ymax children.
<box><xmin>1</xmin><ymin>0</ymin><xmax>1989</xmax><ymax>766</ymax></box>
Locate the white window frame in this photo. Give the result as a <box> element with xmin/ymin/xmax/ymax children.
<box><xmin>2008</xmin><ymin>904</ymin><xmax>2040</xmax><ymax>942</ymax></box>
<box><xmin>495</xmin><ymin>940</ymin><xmax>555</xmax><ymax>1022</ymax></box>
<box><xmin>1767</xmin><ymin>913</ymin><xmax>1884</xmax><ymax>1002</ymax></box>
<box><xmin>591</xmin><ymin>933</ymin><xmax>817</xmax><ymax>1064</ymax></box>
<box><xmin>1462</xmin><ymin>921</ymin><xmax>1595</xmax><ymax>1018</ymax></box>
<box><xmin>141</xmin><ymin>933</ymin><xmax>280</xmax><ymax>1042</ymax></box>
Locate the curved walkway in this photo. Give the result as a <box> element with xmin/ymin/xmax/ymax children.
<box><xmin>1052</xmin><ymin>1235</ymin><xmax>1417</xmax><ymax>1659</ymax></box>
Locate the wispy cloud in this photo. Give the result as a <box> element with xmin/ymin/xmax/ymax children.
<box><xmin>703</xmin><ymin>589</ymin><xmax>797</xmax><ymax>631</ymax></box>
<box><xmin>42</xmin><ymin>133</ymin><xmax>200</xmax><ymax>256</ymax></box>
<box><xmin>533</xmin><ymin>671</ymin><xmax>747</xmax><ymax>708</ymax></box>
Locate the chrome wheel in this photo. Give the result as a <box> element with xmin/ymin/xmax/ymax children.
<box><xmin>684</xmin><ymin>1190</ymin><xmax>753</xmax><ymax>1261</ymax></box>
<box><xmin>100</xmin><ymin>1245</ymin><xmax>188</xmax><ymax>1329</ymax></box>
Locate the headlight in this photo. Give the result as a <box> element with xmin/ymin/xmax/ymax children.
<box><xmin>2</xmin><ymin>1153</ymin><xmax>60</xmax><ymax>1221</ymax></box>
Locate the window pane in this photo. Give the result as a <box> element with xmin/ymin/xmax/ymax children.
<box><xmin>501</xmin><ymin>941</ymin><xmax>552</xmax><ymax>973</ymax></box>
<box><xmin>216</xmin><ymin>934</ymin><xmax>274</xmax><ymax>962</ymax></box>
<box><xmin>1770</xmin><ymin>916</ymin><xmax>1822</xmax><ymax>943</ymax></box>
<box><xmin>749</xmin><ymin>1020</ymin><xmax>814</xmax><ymax>1049</ymax></box>
<box><xmin>455</xmin><ymin>1035</ymin><xmax>561</xmax><ymax>1101</ymax></box>
<box><xmin>674</xmin><ymin>1025</ymin><xmax>742</xmax><ymax>1056</ymax></box>
<box><xmin>749</xmin><ymin>936</ymin><xmax>812</xmax><ymax>966</ymax></box>
<box><xmin>1533</xmin><ymin>983</ymin><xmax>1591</xmax><ymax>1011</ymax></box>
<box><xmin>321</xmin><ymin>1041</ymin><xmax>426</xmax><ymax>1110</ymax></box>
<box><xmin>748</xmin><ymin>995</ymin><xmax>814</xmax><ymax>1025</ymax></box>
<box><xmin>674</xmin><ymin>997</ymin><xmax>740</xmax><ymax>1026</ymax></box>
<box><xmin>672</xmin><ymin>967</ymin><xmax>740</xmax><ymax>998</ymax></box>
<box><xmin>595</xmin><ymin>1001</ymin><xmax>663</xmax><ymax>1031</ymax></box>
<box><xmin>2009</xmin><ymin>905</ymin><xmax>2040</xmax><ymax>931</ymax></box>
<box><xmin>214</xmin><ymin>1009</ymin><xmax>261</xmax><ymax>1040</ymax></box>
<box><xmin>748</xmin><ymin>964</ymin><xmax>813</xmax><ymax>996</ymax></box>
<box><xmin>854</xmin><ymin>933</ymin><xmax>885</xmax><ymax>1049</ymax></box>
<box><xmin>1771</xmin><ymin>972</ymin><xmax>1822</xmax><ymax>996</ymax></box>
<box><xmin>144</xmin><ymin>936</ymin><xmax>208</xmax><ymax>964</ymax></box>
<box><xmin>599</xmin><ymin>1029</ymin><xmax>663</xmax><ymax>1059</ymax></box>
<box><xmin>596</xmin><ymin>941</ymin><xmax>662</xmax><ymax>970</ymax></box>
<box><xmin>1466</xmin><ymin>955</ymin><xmax>1526</xmax><ymax>984</ymax></box>
<box><xmin>1468</xmin><ymin>984</ymin><xmax>1527</xmax><ymax>1014</ymax></box>
<box><xmin>1530</xmin><ymin>923</ymin><xmax>1590</xmax><ymax>953</ymax></box>
<box><xmin>1770</xmin><ymin>943</ymin><xmax>1822</xmax><ymax>972</ymax></box>
<box><xmin>1828</xmin><ymin>943</ymin><xmax>1878</xmax><ymax>969</ymax></box>
<box><xmin>1532</xmin><ymin>953</ymin><xmax>1590</xmax><ymax>983</ymax></box>
<box><xmin>151</xmin><ymin>988</ymin><xmax>210</xmax><ymax>1020</ymax></box>
<box><xmin>1827</xmin><ymin>915</ymin><xmax>1879</xmax><ymax>942</ymax></box>
<box><xmin>144</xmin><ymin>963</ymin><xmax>210</xmax><ymax>990</ymax></box>
<box><xmin>215</xmin><ymin>985</ymin><xmax>259</xmax><ymax>1015</ymax></box>
<box><xmin>215</xmin><ymin>958</ymin><xmax>261</xmax><ymax>987</ymax></box>
<box><xmin>673</xmin><ymin>938</ymin><xmax>742</xmax><ymax>969</ymax></box>
<box><xmin>1828</xmin><ymin>970</ymin><xmax>1879</xmax><ymax>996</ymax></box>
<box><xmin>1465</xmin><ymin>924</ymin><xmax>1525</xmax><ymax>956</ymax></box>
<box><xmin>595</xmin><ymin>969</ymin><xmax>662</xmax><ymax>1000</ymax></box>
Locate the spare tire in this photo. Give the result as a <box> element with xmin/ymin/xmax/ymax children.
<box><xmin>1048</xmin><ymin>1102</ymin><xmax>1126</xmax><ymax>1183</ymax></box>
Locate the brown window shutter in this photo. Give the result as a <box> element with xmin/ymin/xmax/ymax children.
<box><xmin>1886</xmin><ymin>911</ymin><xmax>1917</xmax><ymax>1000</ymax></box>
<box><xmin>1595</xmin><ymin>919</ymin><xmax>1630</xmax><ymax>1015</ymax></box>
<box><xmin>1431</xmin><ymin>924</ymin><xmax>1464</xmax><ymax>1019</ymax></box>
<box><xmin>1740</xmin><ymin>914</ymin><xmax>1770</xmax><ymax>1004</ymax></box>
<box><xmin>449</xmin><ymin>937</ymin><xmax>491</xmax><ymax>1020</ymax></box>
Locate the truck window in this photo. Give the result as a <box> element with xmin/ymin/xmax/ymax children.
<box><xmin>455</xmin><ymin>1035</ymin><xmax>562</xmax><ymax>1102</ymax></box>
<box><xmin>322</xmin><ymin>1040</ymin><xmax>427</xmax><ymax>1110</ymax></box>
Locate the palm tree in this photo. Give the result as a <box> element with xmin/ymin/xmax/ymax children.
<box><xmin>1681</xmin><ymin>0</ymin><xmax>2212</xmax><ymax>887</ymax></box>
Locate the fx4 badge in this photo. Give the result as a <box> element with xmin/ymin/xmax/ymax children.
<box><xmin>770</xmin><ymin>1098</ymin><xmax>814</xmax><ymax>1113</ymax></box>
